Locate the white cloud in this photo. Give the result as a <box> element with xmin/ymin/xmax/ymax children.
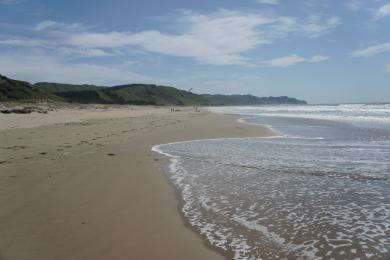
<box><xmin>34</xmin><ymin>20</ymin><xmax>58</xmax><ymax>31</ymax></box>
<box><xmin>57</xmin><ymin>47</ymin><xmax>113</xmax><ymax>57</ymax></box>
<box><xmin>1</xmin><ymin>10</ymin><xmax>341</xmax><ymax>69</ymax></box>
<box><xmin>346</xmin><ymin>1</ymin><xmax>390</xmax><ymax>20</ymax></box>
<box><xmin>308</xmin><ymin>55</ymin><xmax>329</xmax><ymax>62</ymax></box>
<box><xmin>34</xmin><ymin>20</ymin><xmax>82</xmax><ymax>31</ymax></box>
<box><xmin>256</xmin><ymin>0</ymin><xmax>279</xmax><ymax>5</ymax></box>
<box><xmin>352</xmin><ymin>42</ymin><xmax>390</xmax><ymax>57</ymax></box>
<box><xmin>345</xmin><ymin>0</ymin><xmax>367</xmax><ymax>11</ymax></box>
<box><xmin>66</xmin><ymin>11</ymin><xmax>276</xmax><ymax>65</ymax></box>
<box><xmin>374</xmin><ymin>3</ymin><xmax>390</xmax><ymax>19</ymax></box>
<box><xmin>63</xmin><ymin>10</ymin><xmax>340</xmax><ymax>65</ymax></box>
<box><xmin>299</xmin><ymin>15</ymin><xmax>342</xmax><ymax>37</ymax></box>
<box><xmin>0</xmin><ymin>37</ymin><xmax>113</xmax><ymax>58</ymax></box>
<box><xmin>263</xmin><ymin>54</ymin><xmax>329</xmax><ymax>67</ymax></box>
<box><xmin>0</xmin><ymin>53</ymin><xmax>150</xmax><ymax>85</ymax></box>
<box><xmin>0</xmin><ymin>38</ymin><xmax>47</xmax><ymax>47</ymax></box>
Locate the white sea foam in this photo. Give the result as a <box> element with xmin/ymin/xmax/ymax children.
<box><xmin>208</xmin><ymin>104</ymin><xmax>390</xmax><ymax>126</ymax></box>
<box><xmin>152</xmin><ymin>135</ymin><xmax>390</xmax><ymax>259</ymax></box>
<box><xmin>151</xmin><ymin>104</ymin><xmax>390</xmax><ymax>259</ymax></box>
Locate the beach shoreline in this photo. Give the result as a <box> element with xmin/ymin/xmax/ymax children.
<box><xmin>0</xmin><ymin>104</ymin><xmax>277</xmax><ymax>260</ymax></box>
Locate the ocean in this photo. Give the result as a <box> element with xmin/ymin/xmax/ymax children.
<box><xmin>152</xmin><ymin>104</ymin><xmax>390</xmax><ymax>259</ymax></box>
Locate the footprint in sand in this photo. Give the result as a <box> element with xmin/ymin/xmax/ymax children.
<box><xmin>2</xmin><ymin>145</ymin><xmax>28</xmax><ymax>151</ymax></box>
<box><xmin>77</xmin><ymin>141</ymin><xmax>90</xmax><ymax>145</ymax></box>
<box><xmin>62</xmin><ymin>145</ymin><xmax>73</xmax><ymax>148</ymax></box>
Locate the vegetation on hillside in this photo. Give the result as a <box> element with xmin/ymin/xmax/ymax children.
<box><xmin>34</xmin><ymin>82</ymin><xmax>103</xmax><ymax>93</ymax></box>
<box><xmin>201</xmin><ymin>94</ymin><xmax>306</xmax><ymax>106</ymax></box>
<box><xmin>0</xmin><ymin>74</ymin><xmax>307</xmax><ymax>105</ymax></box>
<box><xmin>0</xmin><ymin>75</ymin><xmax>61</xmax><ymax>102</ymax></box>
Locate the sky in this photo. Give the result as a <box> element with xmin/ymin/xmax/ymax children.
<box><xmin>0</xmin><ymin>0</ymin><xmax>389</xmax><ymax>104</ymax></box>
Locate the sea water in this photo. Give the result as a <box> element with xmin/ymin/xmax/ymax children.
<box><xmin>152</xmin><ymin>104</ymin><xmax>390</xmax><ymax>259</ymax></box>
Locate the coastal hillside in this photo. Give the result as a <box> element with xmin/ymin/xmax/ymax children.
<box><xmin>37</xmin><ymin>83</ymin><xmax>208</xmax><ymax>105</ymax></box>
<box><xmin>34</xmin><ymin>82</ymin><xmax>104</xmax><ymax>93</ymax></box>
<box><xmin>36</xmin><ymin>80</ymin><xmax>307</xmax><ymax>105</ymax></box>
<box><xmin>0</xmin><ymin>75</ymin><xmax>61</xmax><ymax>102</ymax></box>
<box><xmin>202</xmin><ymin>94</ymin><xmax>306</xmax><ymax>106</ymax></box>
<box><xmin>1</xmin><ymin>74</ymin><xmax>307</xmax><ymax>105</ymax></box>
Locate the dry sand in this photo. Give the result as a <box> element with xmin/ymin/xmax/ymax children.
<box><xmin>0</xmin><ymin>105</ymin><xmax>276</xmax><ymax>260</ymax></box>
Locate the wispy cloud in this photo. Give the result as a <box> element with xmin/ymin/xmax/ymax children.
<box><xmin>256</xmin><ymin>0</ymin><xmax>279</xmax><ymax>5</ymax></box>
<box><xmin>61</xmin><ymin>10</ymin><xmax>340</xmax><ymax>65</ymax></box>
<box><xmin>345</xmin><ymin>0</ymin><xmax>367</xmax><ymax>11</ymax></box>
<box><xmin>263</xmin><ymin>54</ymin><xmax>329</xmax><ymax>67</ymax></box>
<box><xmin>0</xmin><ymin>36</ymin><xmax>111</xmax><ymax>58</ymax></box>
<box><xmin>352</xmin><ymin>42</ymin><xmax>390</xmax><ymax>57</ymax></box>
<box><xmin>56</xmin><ymin>47</ymin><xmax>113</xmax><ymax>57</ymax></box>
<box><xmin>374</xmin><ymin>3</ymin><xmax>390</xmax><ymax>19</ymax></box>
<box><xmin>386</xmin><ymin>64</ymin><xmax>390</xmax><ymax>73</ymax></box>
<box><xmin>299</xmin><ymin>15</ymin><xmax>342</xmax><ymax>37</ymax></box>
<box><xmin>0</xmin><ymin>38</ymin><xmax>47</xmax><ymax>47</ymax></box>
<box><xmin>346</xmin><ymin>1</ymin><xmax>390</xmax><ymax>20</ymax></box>
<box><xmin>0</xmin><ymin>53</ymin><xmax>151</xmax><ymax>85</ymax></box>
<box><xmin>0</xmin><ymin>8</ymin><xmax>339</xmax><ymax>85</ymax></box>
<box><xmin>66</xmin><ymin>10</ymin><xmax>274</xmax><ymax>65</ymax></box>
<box><xmin>0</xmin><ymin>0</ymin><xmax>23</xmax><ymax>4</ymax></box>
<box><xmin>33</xmin><ymin>20</ymin><xmax>83</xmax><ymax>31</ymax></box>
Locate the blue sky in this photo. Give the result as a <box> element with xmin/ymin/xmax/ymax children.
<box><xmin>0</xmin><ymin>0</ymin><xmax>389</xmax><ymax>103</ymax></box>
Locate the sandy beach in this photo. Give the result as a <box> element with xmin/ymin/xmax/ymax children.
<box><xmin>0</xmin><ymin>104</ymin><xmax>276</xmax><ymax>260</ymax></box>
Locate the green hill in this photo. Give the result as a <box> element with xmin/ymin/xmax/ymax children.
<box><xmin>34</xmin><ymin>82</ymin><xmax>103</xmax><ymax>93</ymax></box>
<box><xmin>202</xmin><ymin>94</ymin><xmax>306</xmax><ymax>106</ymax></box>
<box><xmin>0</xmin><ymin>75</ymin><xmax>61</xmax><ymax>102</ymax></box>
<box><xmin>100</xmin><ymin>84</ymin><xmax>209</xmax><ymax>105</ymax></box>
<box><xmin>35</xmin><ymin>83</ymin><xmax>208</xmax><ymax>105</ymax></box>
<box><xmin>0</xmin><ymin>74</ymin><xmax>307</xmax><ymax>105</ymax></box>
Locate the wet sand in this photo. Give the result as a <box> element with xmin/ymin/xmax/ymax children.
<box><xmin>0</xmin><ymin>104</ymin><xmax>276</xmax><ymax>260</ymax></box>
